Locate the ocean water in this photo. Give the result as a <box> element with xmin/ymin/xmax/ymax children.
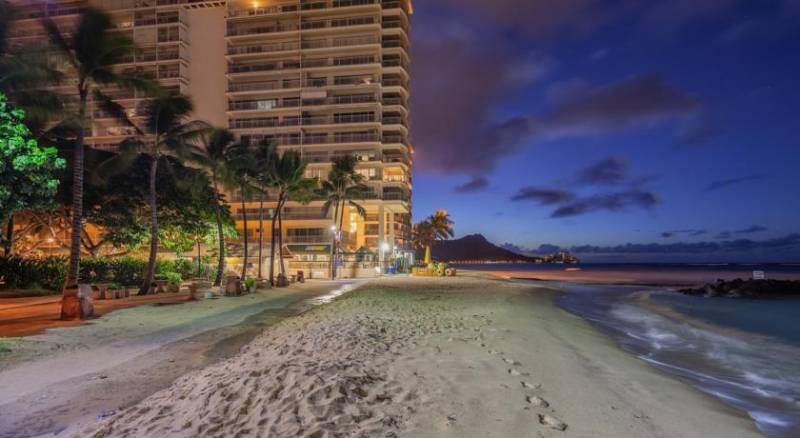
<box><xmin>458</xmin><ymin>264</ymin><xmax>800</xmax><ymax>437</ymax></box>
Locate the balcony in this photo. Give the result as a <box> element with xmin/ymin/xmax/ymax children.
<box><xmin>228</xmin><ymin>56</ymin><xmax>376</xmax><ymax>75</ymax></box>
<box><xmin>239</xmin><ymin>133</ymin><xmax>382</xmax><ymax>146</ymax></box>
<box><xmin>227</xmin><ymin>16</ymin><xmax>377</xmax><ymax>37</ymax></box>
<box><xmin>228</xmin><ymin>0</ymin><xmax>377</xmax><ymax>19</ymax></box>
<box><xmin>228</xmin><ymin>79</ymin><xmax>303</xmax><ymax>92</ymax></box>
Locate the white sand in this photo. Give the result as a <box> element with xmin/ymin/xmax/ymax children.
<box><xmin>0</xmin><ymin>281</ymin><xmax>363</xmax><ymax>437</ymax></box>
<box><xmin>80</xmin><ymin>274</ymin><xmax>760</xmax><ymax>438</ymax></box>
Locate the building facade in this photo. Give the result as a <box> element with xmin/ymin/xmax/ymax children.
<box><xmin>6</xmin><ymin>0</ymin><xmax>414</xmax><ymax>278</ymax></box>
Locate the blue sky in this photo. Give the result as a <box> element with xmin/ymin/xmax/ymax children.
<box><xmin>408</xmin><ymin>0</ymin><xmax>800</xmax><ymax>262</ymax></box>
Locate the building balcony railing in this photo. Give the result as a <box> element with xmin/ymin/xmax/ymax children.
<box><xmin>240</xmin><ymin>133</ymin><xmax>382</xmax><ymax>146</ymax></box>
<box><xmin>231</xmin><ymin>114</ymin><xmax>378</xmax><ymax>129</ymax></box>
<box><xmin>382</xmin><ymin>97</ymin><xmax>406</xmax><ymax>106</ymax></box>
<box><xmin>228</xmin><ymin>57</ymin><xmax>377</xmax><ymax>74</ymax></box>
<box><xmin>382</xmin><ymin>59</ymin><xmax>409</xmax><ymax>70</ymax></box>
<box><xmin>228</xmin><ymin>0</ymin><xmax>377</xmax><ymax>19</ymax></box>
<box><xmin>227</xmin><ymin>17</ymin><xmax>377</xmax><ymax>37</ymax></box>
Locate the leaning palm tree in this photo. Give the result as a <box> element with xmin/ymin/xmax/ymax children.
<box><xmin>99</xmin><ymin>93</ymin><xmax>209</xmax><ymax>295</ymax></box>
<box><xmin>428</xmin><ymin>209</ymin><xmax>455</xmax><ymax>241</ymax></box>
<box><xmin>184</xmin><ymin>128</ymin><xmax>239</xmax><ymax>286</ymax></box>
<box><xmin>269</xmin><ymin>150</ymin><xmax>316</xmax><ymax>284</ymax></box>
<box><xmin>41</xmin><ymin>8</ymin><xmax>156</xmax><ymax>318</ymax></box>
<box><xmin>318</xmin><ymin>155</ymin><xmax>371</xmax><ymax>279</ymax></box>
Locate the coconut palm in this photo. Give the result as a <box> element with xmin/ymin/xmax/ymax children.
<box><xmin>250</xmin><ymin>140</ymin><xmax>276</xmax><ymax>280</ymax></box>
<box><xmin>412</xmin><ymin>210</ymin><xmax>455</xmax><ymax>261</ymax></box>
<box><xmin>0</xmin><ymin>0</ymin><xmax>64</xmax><ymax>133</ymax></box>
<box><xmin>227</xmin><ymin>142</ymin><xmax>262</xmax><ymax>281</ymax></box>
<box><xmin>41</xmin><ymin>8</ymin><xmax>156</xmax><ymax>318</ymax></box>
<box><xmin>428</xmin><ymin>209</ymin><xmax>455</xmax><ymax>241</ymax></box>
<box><xmin>269</xmin><ymin>150</ymin><xmax>316</xmax><ymax>284</ymax></box>
<box><xmin>98</xmin><ymin>93</ymin><xmax>208</xmax><ymax>294</ymax></box>
<box><xmin>183</xmin><ymin>128</ymin><xmax>239</xmax><ymax>287</ymax></box>
<box><xmin>318</xmin><ymin>155</ymin><xmax>371</xmax><ymax>279</ymax></box>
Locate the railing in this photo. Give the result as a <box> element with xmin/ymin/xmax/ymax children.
<box><xmin>229</xmin><ymin>42</ymin><xmax>301</xmax><ymax>56</ymax></box>
<box><xmin>228</xmin><ymin>79</ymin><xmax>302</xmax><ymax>92</ymax></box>
<box><xmin>382</xmin><ymin>116</ymin><xmax>404</xmax><ymax>125</ymax></box>
<box><xmin>240</xmin><ymin>133</ymin><xmax>382</xmax><ymax>146</ymax></box>
<box><xmin>228</xmin><ymin>57</ymin><xmax>376</xmax><ymax>74</ymax></box>
<box><xmin>227</xmin><ymin>16</ymin><xmax>376</xmax><ymax>37</ymax></box>
<box><xmin>228</xmin><ymin>0</ymin><xmax>376</xmax><ymax>18</ymax></box>
<box><xmin>382</xmin><ymin>97</ymin><xmax>405</xmax><ymax>106</ymax></box>
<box><xmin>382</xmin><ymin>58</ymin><xmax>409</xmax><ymax>70</ymax></box>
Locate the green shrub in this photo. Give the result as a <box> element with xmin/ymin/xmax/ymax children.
<box><xmin>173</xmin><ymin>258</ymin><xmax>194</xmax><ymax>278</ymax></box>
<box><xmin>0</xmin><ymin>256</ymin><xmax>66</xmax><ymax>291</ymax></box>
<box><xmin>110</xmin><ymin>257</ymin><xmax>148</xmax><ymax>287</ymax></box>
<box><xmin>161</xmin><ymin>272</ymin><xmax>182</xmax><ymax>285</ymax></box>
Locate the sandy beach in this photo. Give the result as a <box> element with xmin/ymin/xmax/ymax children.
<box><xmin>73</xmin><ymin>274</ymin><xmax>759</xmax><ymax>438</ymax></box>
<box><xmin>0</xmin><ymin>280</ymin><xmax>363</xmax><ymax>438</ymax></box>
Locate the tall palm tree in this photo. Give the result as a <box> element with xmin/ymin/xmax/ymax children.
<box><xmin>251</xmin><ymin>140</ymin><xmax>276</xmax><ymax>281</ymax></box>
<box><xmin>99</xmin><ymin>93</ymin><xmax>208</xmax><ymax>294</ymax></box>
<box><xmin>184</xmin><ymin>128</ymin><xmax>238</xmax><ymax>286</ymax></box>
<box><xmin>41</xmin><ymin>8</ymin><xmax>156</xmax><ymax>318</ymax></box>
<box><xmin>319</xmin><ymin>155</ymin><xmax>371</xmax><ymax>279</ymax></box>
<box><xmin>226</xmin><ymin>142</ymin><xmax>260</xmax><ymax>281</ymax></box>
<box><xmin>269</xmin><ymin>150</ymin><xmax>316</xmax><ymax>284</ymax></box>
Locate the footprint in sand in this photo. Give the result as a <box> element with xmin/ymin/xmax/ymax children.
<box><xmin>503</xmin><ymin>358</ymin><xmax>520</xmax><ymax>366</ymax></box>
<box><xmin>538</xmin><ymin>414</ymin><xmax>567</xmax><ymax>431</ymax></box>
<box><xmin>508</xmin><ymin>368</ymin><xmax>521</xmax><ymax>376</ymax></box>
<box><xmin>521</xmin><ymin>381</ymin><xmax>541</xmax><ymax>390</ymax></box>
<box><xmin>526</xmin><ymin>395</ymin><xmax>549</xmax><ymax>408</ymax></box>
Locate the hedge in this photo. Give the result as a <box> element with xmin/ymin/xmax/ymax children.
<box><xmin>0</xmin><ymin>256</ymin><xmax>195</xmax><ymax>291</ymax></box>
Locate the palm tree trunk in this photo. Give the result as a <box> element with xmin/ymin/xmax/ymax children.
<box><xmin>240</xmin><ymin>185</ymin><xmax>248</xmax><ymax>280</ymax></box>
<box><xmin>212</xmin><ymin>176</ymin><xmax>225</xmax><ymax>287</ymax></box>
<box><xmin>329</xmin><ymin>200</ymin><xmax>340</xmax><ymax>280</ymax></box>
<box><xmin>61</xmin><ymin>87</ymin><xmax>88</xmax><ymax>320</ymax></box>
<box><xmin>268</xmin><ymin>200</ymin><xmax>278</xmax><ymax>286</ymax></box>
<box><xmin>139</xmin><ymin>155</ymin><xmax>159</xmax><ymax>295</ymax></box>
<box><xmin>196</xmin><ymin>239</ymin><xmax>201</xmax><ymax>275</ymax></box>
<box><xmin>278</xmin><ymin>197</ymin><xmax>286</xmax><ymax>275</ymax></box>
<box><xmin>257</xmin><ymin>192</ymin><xmax>265</xmax><ymax>280</ymax></box>
<box><xmin>4</xmin><ymin>214</ymin><xmax>13</xmax><ymax>256</ymax></box>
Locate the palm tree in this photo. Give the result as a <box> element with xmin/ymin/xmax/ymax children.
<box><xmin>226</xmin><ymin>142</ymin><xmax>261</xmax><ymax>281</ymax></box>
<box><xmin>41</xmin><ymin>8</ymin><xmax>156</xmax><ymax>318</ymax></box>
<box><xmin>318</xmin><ymin>155</ymin><xmax>371</xmax><ymax>279</ymax></box>
<box><xmin>269</xmin><ymin>150</ymin><xmax>316</xmax><ymax>284</ymax></box>
<box><xmin>413</xmin><ymin>210</ymin><xmax>455</xmax><ymax>261</ymax></box>
<box><xmin>0</xmin><ymin>0</ymin><xmax>64</xmax><ymax>133</ymax></box>
<box><xmin>429</xmin><ymin>209</ymin><xmax>455</xmax><ymax>241</ymax></box>
<box><xmin>250</xmin><ymin>140</ymin><xmax>276</xmax><ymax>281</ymax></box>
<box><xmin>185</xmin><ymin>128</ymin><xmax>238</xmax><ymax>286</ymax></box>
<box><xmin>99</xmin><ymin>93</ymin><xmax>208</xmax><ymax>294</ymax></box>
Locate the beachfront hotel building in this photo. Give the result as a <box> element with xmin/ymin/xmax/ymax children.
<box><xmin>6</xmin><ymin>0</ymin><xmax>414</xmax><ymax>277</ymax></box>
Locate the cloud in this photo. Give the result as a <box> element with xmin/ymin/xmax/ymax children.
<box><xmin>547</xmin><ymin>74</ymin><xmax>701</xmax><ymax>134</ymax></box>
<box><xmin>717</xmin><ymin>225</ymin><xmax>768</xmax><ymax>239</ymax></box>
<box><xmin>511</xmin><ymin>187</ymin><xmax>575</xmax><ymax>204</ymax></box>
<box><xmin>571</xmin><ymin>234</ymin><xmax>800</xmax><ymax>255</ymax></box>
<box><xmin>552</xmin><ymin>190</ymin><xmax>661</xmax><ymax>218</ymax></box>
<box><xmin>454</xmin><ymin>176</ymin><xmax>489</xmax><ymax>193</ymax></box>
<box><xmin>501</xmin><ymin>243</ymin><xmax>563</xmax><ymax>256</ymax></box>
<box><xmin>662</xmin><ymin>229</ymin><xmax>707</xmax><ymax>238</ymax></box>
<box><xmin>576</xmin><ymin>157</ymin><xmax>629</xmax><ymax>186</ymax></box>
<box><xmin>428</xmin><ymin>0</ymin><xmax>619</xmax><ymax>40</ymax></box>
<box><xmin>705</xmin><ymin>175</ymin><xmax>767</xmax><ymax>192</ymax></box>
<box><xmin>411</xmin><ymin>32</ymin><xmax>550</xmax><ymax>174</ymax></box>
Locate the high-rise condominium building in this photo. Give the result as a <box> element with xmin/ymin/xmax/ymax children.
<box><xmin>7</xmin><ymin>0</ymin><xmax>414</xmax><ymax>278</ymax></box>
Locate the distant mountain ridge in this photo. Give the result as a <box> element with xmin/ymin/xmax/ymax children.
<box><xmin>431</xmin><ymin>234</ymin><xmax>540</xmax><ymax>263</ymax></box>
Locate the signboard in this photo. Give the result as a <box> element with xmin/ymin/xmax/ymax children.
<box><xmin>753</xmin><ymin>270</ymin><xmax>766</xmax><ymax>280</ymax></box>
<box><xmin>287</xmin><ymin>244</ymin><xmax>331</xmax><ymax>254</ymax></box>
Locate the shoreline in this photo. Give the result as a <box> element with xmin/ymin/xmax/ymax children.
<box><xmin>79</xmin><ymin>274</ymin><xmax>759</xmax><ymax>437</ymax></box>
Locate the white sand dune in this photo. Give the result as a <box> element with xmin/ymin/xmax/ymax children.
<box><xmin>84</xmin><ymin>275</ymin><xmax>760</xmax><ymax>438</ymax></box>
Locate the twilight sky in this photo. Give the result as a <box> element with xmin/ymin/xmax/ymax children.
<box><xmin>408</xmin><ymin>0</ymin><xmax>800</xmax><ymax>262</ymax></box>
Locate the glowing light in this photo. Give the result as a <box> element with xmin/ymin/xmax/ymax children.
<box><xmin>252</xmin><ymin>1</ymin><xmax>259</xmax><ymax>8</ymax></box>
<box><xmin>380</xmin><ymin>242</ymin><xmax>390</xmax><ymax>252</ymax></box>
